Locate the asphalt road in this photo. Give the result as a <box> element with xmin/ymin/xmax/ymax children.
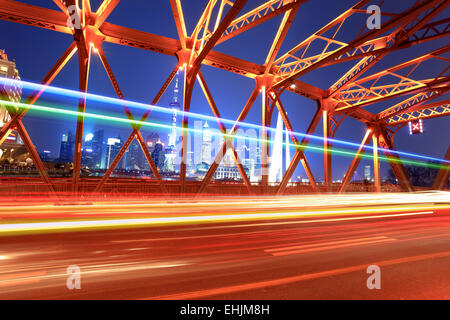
<box><xmin>0</xmin><ymin>192</ymin><xmax>449</xmax><ymax>299</ymax></box>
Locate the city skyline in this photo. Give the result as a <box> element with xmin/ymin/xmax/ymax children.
<box><xmin>2</xmin><ymin>0</ymin><xmax>448</xmax><ymax>183</ymax></box>
<box><xmin>0</xmin><ymin>0</ymin><xmax>448</xmax><ymax>302</ymax></box>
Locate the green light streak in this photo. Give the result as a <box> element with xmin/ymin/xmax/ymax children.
<box><xmin>4</xmin><ymin>101</ymin><xmax>448</xmax><ymax>171</ymax></box>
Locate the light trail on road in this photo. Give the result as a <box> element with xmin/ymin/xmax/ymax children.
<box><xmin>0</xmin><ymin>192</ymin><xmax>448</xmax><ymax>235</ymax></box>
<box><xmin>0</xmin><ymin>192</ymin><xmax>449</xmax><ymax>299</ymax></box>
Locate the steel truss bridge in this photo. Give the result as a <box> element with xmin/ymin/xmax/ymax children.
<box><xmin>0</xmin><ymin>0</ymin><xmax>449</xmax><ymax>197</ymax></box>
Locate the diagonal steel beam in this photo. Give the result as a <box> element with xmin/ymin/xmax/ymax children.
<box><xmin>0</xmin><ymin>89</ymin><xmax>56</xmax><ymax>195</ymax></box>
<box><xmin>180</xmin><ymin>0</ymin><xmax>248</xmax><ymax>193</ymax></box>
<box><xmin>385</xmin><ymin>99</ymin><xmax>450</xmax><ymax>125</ymax></box>
<box><xmin>93</xmin><ymin>50</ymin><xmax>177</xmax><ymax>193</ymax></box>
<box><xmin>377</xmin><ymin>125</ymin><xmax>414</xmax><ymax>192</ymax></box>
<box><xmin>217</xmin><ymin>0</ymin><xmax>305</xmax><ymax>46</ymax></box>
<box><xmin>72</xmin><ymin>42</ymin><xmax>92</xmax><ymax>192</ymax></box>
<box><xmin>135</xmin><ymin>130</ymin><xmax>166</xmax><ymax>193</ymax></box>
<box><xmin>377</xmin><ymin>89</ymin><xmax>448</xmax><ymax>122</ymax></box>
<box><xmin>264</xmin><ymin>1</ymin><xmax>300</xmax><ymax>74</ymax></box>
<box><xmin>273</xmin><ymin>0</ymin><xmax>445</xmax><ymax>90</ymax></box>
<box><xmin>196</xmin><ymin>72</ymin><xmax>253</xmax><ymax>194</ymax></box>
<box><xmin>274</xmin><ymin>96</ymin><xmax>318</xmax><ymax>194</ymax></box>
<box><xmin>95</xmin><ymin>0</ymin><xmax>120</xmax><ymax>27</ymax></box>
<box><xmin>327</xmin><ymin>0</ymin><xmax>449</xmax><ymax>99</ymax></box>
<box><xmin>432</xmin><ymin>146</ymin><xmax>450</xmax><ymax>190</ymax></box>
<box><xmin>169</xmin><ymin>0</ymin><xmax>187</xmax><ymax>49</ymax></box>
<box><xmin>191</xmin><ymin>0</ymin><xmax>248</xmax><ymax>70</ymax></box>
<box><xmin>93</xmin><ymin>45</ymin><xmax>166</xmax><ymax>192</ymax></box>
<box><xmin>276</xmin><ymin>100</ymin><xmax>321</xmax><ymax>194</ymax></box>
<box><xmin>338</xmin><ymin>128</ymin><xmax>373</xmax><ymax>193</ymax></box>
<box><xmin>52</xmin><ymin>0</ymin><xmax>69</xmax><ymax>15</ymax></box>
<box><xmin>14</xmin><ymin>120</ymin><xmax>56</xmax><ymax>195</ymax></box>
<box><xmin>196</xmin><ymin>86</ymin><xmax>260</xmax><ymax>195</ymax></box>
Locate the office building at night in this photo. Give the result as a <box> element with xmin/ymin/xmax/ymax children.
<box><xmin>0</xmin><ymin>49</ymin><xmax>22</xmax><ymax>128</ymax></box>
<box><xmin>151</xmin><ymin>139</ymin><xmax>165</xmax><ymax>170</ymax></box>
<box><xmin>126</xmin><ymin>139</ymin><xmax>145</xmax><ymax>170</ymax></box>
<box><xmin>105</xmin><ymin>137</ymin><xmax>125</xmax><ymax>169</ymax></box>
<box><xmin>59</xmin><ymin>131</ymin><xmax>75</xmax><ymax>163</ymax></box>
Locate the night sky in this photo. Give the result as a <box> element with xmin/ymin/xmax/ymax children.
<box><xmin>1</xmin><ymin>0</ymin><xmax>449</xmax><ymax>180</ymax></box>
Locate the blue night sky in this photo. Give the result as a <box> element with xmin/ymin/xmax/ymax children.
<box><xmin>1</xmin><ymin>0</ymin><xmax>449</xmax><ymax>180</ymax></box>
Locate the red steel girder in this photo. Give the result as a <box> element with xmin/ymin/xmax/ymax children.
<box><xmin>217</xmin><ymin>0</ymin><xmax>305</xmax><ymax>46</ymax></box>
<box><xmin>196</xmin><ymin>87</ymin><xmax>260</xmax><ymax>195</ymax></box>
<box><xmin>377</xmin><ymin>89</ymin><xmax>448</xmax><ymax>122</ymax></box>
<box><xmin>376</xmin><ymin>125</ymin><xmax>414</xmax><ymax>192</ymax></box>
<box><xmin>385</xmin><ymin>99</ymin><xmax>450</xmax><ymax>125</ymax></box>
<box><xmin>0</xmin><ymin>0</ymin><xmax>448</xmax><ymax>196</ymax></box>
<box><xmin>338</xmin><ymin>128</ymin><xmax>373</xmax><ymax>193</ymax></box>
<box><xmin>0</xmin><ymin>41</ymin><xmax>78</xmax><ymax>146</ymax></box>
<box><xmin>432</xmin><ymin>146</ymin><xmax>450</xmax><ymax>190</ymax></box>
<box><xmin>271</xmin><ymin>0</ymin><xmax>447</xmax><ymax>90</ymax></box>
<box><xmin>180</xmin><ymin>0</ymin><xmax>248</xmax><ymax>193</ymax></box>
<box><xmin>333</xmin><ymin>45</ymin><xmax>450</xmax><ymax>113</ymax></box>
<box><xmin>273</xmin><ymin>96</ymin><xmax>319</xmax><ymax>195</ymax></box>
<box><xmin>0</xmin><ymin>0</ymin><xmax>322</xmax><ymax>97</ymax></box>
<box><xmin>72</xmin><ymin>42</ymin><xmax>92</xmax><ymax>192</ymax></box>
<box><xmin>91</xmin><ymin>45</ymin><xmax>167</xmax><ymax>193</ymax></box>
<box><xmin>325</xmin><ymin>11</ymin><xmax>449</xmax><ymax>99</ymax></box>
<box><xmin>92</xmin><ymin>63</ymin><xmax>180</xmax><ymax>193</ymax></box>
<box><xmin>264</xmin><ymin>1</ymin><xmax>301</xmax><ymax>74</ymax></box>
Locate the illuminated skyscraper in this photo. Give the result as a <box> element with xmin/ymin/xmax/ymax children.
<box><xmin>142</xmin><ymin>132</ymin><xmax>160</xmax><ymax>171</ymax></box>
<box><xmin>165</xmin><ymin>71</ymin><xmax>180</xmax><ymax>172</ymax></box>
<box><xmin>59</xmin><ymin>131</ymin><xmax>75</xmax><ymax>163</ymax></box>
<box><xmin>269</xmin><ymin>111</ymin><xmax>291</xmax><ymax>183</ymax></box>
<box><xmin>201</xmin><ymin>121</ymin><xmax>212</xmax><ymax>165</ymax></box>
<box><xmin>106</xmin><ymin>137</ymin><xmax>125</xmax><ymax>169</ymax></box>
<box><xmin>242</xmin><ymin>158</ymin><xmax>255</xmax><ymax>181</ymax></box>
